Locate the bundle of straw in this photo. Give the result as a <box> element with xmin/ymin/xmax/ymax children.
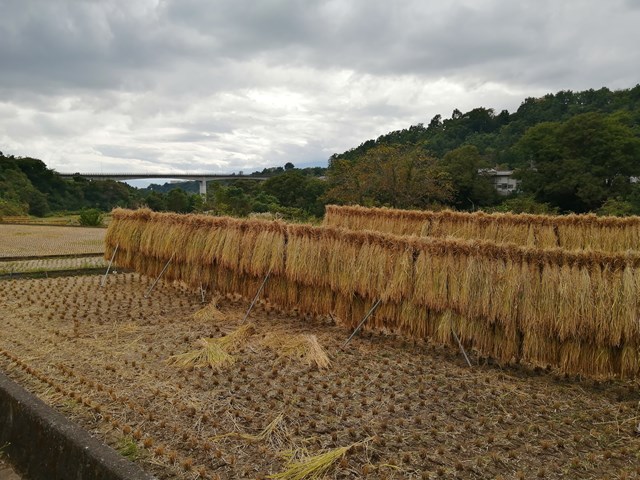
<box><xmin>167</xmin><ymin>338</ymin><xmax>235</xmax><ymax>369</ymax></box>
<box><xmin>262</xmin><ymin>333</ymin><xmax>331</xmax><ymax>369</ymax></box>
<box><xmin>211</xmin><ymin>413</ymin><xmax>288</xmax><ymax>448</ymax></box>
<box><xmin>167</xmin><ymin>324</ymin><xmax>255</xmax><ymax>369</ymax></box>
<box><xmin>268</xmin><ymin>439</ymin><xmax>368</xmax><ymax>480</ymax></box>
<box><xmin>192</xmin><ymin>296</ymin><xmax>226</xmax><ymax>323</ymax></box>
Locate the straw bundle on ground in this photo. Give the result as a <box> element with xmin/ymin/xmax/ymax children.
<box><xmin>192</xmin><ymin>296</ymin><xmax>226</xmax><ymax>323</ymax></box>
<box><xmin>262</xmin><ymin>333</ymin><xmax>331</xmax><ymax>369</ymax></box>
<box><xmin>167</xmin><ymin>324</ymin><xmax>255</xmax><ymax>370</ymax></box>
<box><xmin>268</xmin><ymin>440</ymin><xmax>368</xmax><ymax>480</ymax></box>
<box><xmin>167</xmin><ymin>338</ymin><xmax>235</xmax><ymax>369</ymax></box>
<box><xmin>210</xmin><ymin>413</ymin><xmax>287</xmax><ymax>446</ymax></box>
<box><xmin>324</xmin><ymin>204</ymin><xmax>640</xmax><ymax>252</ymax></box>
<box><xmin>106</xmin><ymin>208</ymin><xmax>640</xmax><ymax>378</ymax></box>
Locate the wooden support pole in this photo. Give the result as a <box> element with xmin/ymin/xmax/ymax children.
<box><xmin>451</xmin><ymin>328</ymin><xmax>472</xmax><ymax>367</ymax></box>
<box><xmin>342</xmin><ymin>299</ymin><xmax>381</xmax><ymax>348</ymax></box>
<box><xmin>241</xmin><ymin>270</ymin><xmax>271</xmax><ymax>324</ymax></box>
<box><xmin>101</xmin><ymin>244</ymin><xmax>119</xmax><ymax>288</ymax></box>
<box><xmin>144</xmin><ymin>253</ymin><xmax>174</xmax><ymax>298</ymax></box>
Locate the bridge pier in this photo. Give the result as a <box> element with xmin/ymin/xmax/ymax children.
<box><xmin>199</xmin><ymin>179</ymin><xmax>207</xmax><ymax>196</ymax></box>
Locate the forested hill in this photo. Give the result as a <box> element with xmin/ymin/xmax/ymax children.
<box><xmin>326</xmin><ymin>85</ymin><xmax>640</xmax><ymax>214</ymax></box>
<box><xmin>0</xmin><ymin>154</ymin><xmax>140</xmax><ymax>216</ymax></box>
<box><xmin>333</xmin><ymin>86</ymin><xmax>640</xmax><ymax>164</ymax></box>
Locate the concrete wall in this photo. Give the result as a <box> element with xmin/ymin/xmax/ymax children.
<box><xmin>0</xmin><ymin>371</ymin><xmax>154</xmax><ymax>480</ymax></box>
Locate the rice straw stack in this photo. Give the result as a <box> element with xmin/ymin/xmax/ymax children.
<box><xmin>105</xmin><ymin>208</ymin><xmax>640</xmax><ymax>378</ymax></box>
<box><xmin>324</xmin><ymin>204</ymin><xmax>640</xmax><ymax>252</ymax></box>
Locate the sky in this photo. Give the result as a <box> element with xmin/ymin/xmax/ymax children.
<box><xmin>1</xmin><ymin>0</ymin><xmax>639</xmax><ymax>178</ymax></box>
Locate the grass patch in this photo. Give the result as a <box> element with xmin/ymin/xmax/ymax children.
<box><xmin>117</xmin><ymin>436</ymin><xmax>140</xmax><ymax>461</ymax></box>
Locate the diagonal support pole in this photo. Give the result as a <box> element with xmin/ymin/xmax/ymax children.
<box><xmin>241</xmin><ymin>269</ymin><xmax>271</xmax><ymax>324</ymax></box>
<box><xmin>342</xmin><ymin>299</ymin><xmax>382</xmax><ymax>348</ymax></box>
<box><xmin>144</xmin><ymin>253</ymin><xmax>175</xmax><ymax>298</ymax></box>
<box><xmin>101</xmin><ymin>244</ymin><xmax>119</xmax><ymax>288</ymax></box>
<box><xmin>451</xmin><ymin>328</ymin><xmax>472</xmax><ymax>367</ymax></box>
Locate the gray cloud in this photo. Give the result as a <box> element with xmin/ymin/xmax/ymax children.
<box><xmin>0</xmin><ymin>0</ymin><xmax>639</xmax><ymax>174</ymax></box>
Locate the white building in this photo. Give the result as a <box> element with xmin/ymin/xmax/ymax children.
<box><xmin>479</xmin><ymin>168</ymin><xmax>520</xmax><ymax>195</ymax></box>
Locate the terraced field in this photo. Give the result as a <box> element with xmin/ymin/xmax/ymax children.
<box><xmin>0</xmin><ymin>224</ymin><xmax>104</xmax><ymax>258</ymax></box>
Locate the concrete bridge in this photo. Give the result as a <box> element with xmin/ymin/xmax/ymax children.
<box><xmin>57</xmin><ymin>172</ymin><xmax>268</xmax><ymax>195</ymax></box>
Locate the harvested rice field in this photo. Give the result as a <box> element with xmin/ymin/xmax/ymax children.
<box><xmin>0</xmin><ymin>255</ymin><xmax>106</xmax><ymax>275</ymax></box>
<box><xmin>1</xmin><ymin>273</ymin><xmax>639</xmax><ymax>479</ymax></box>
<box><xmin>0</xmin><ymin>224</ymin><xmax>105</xmax><ymax>258</ymax></box>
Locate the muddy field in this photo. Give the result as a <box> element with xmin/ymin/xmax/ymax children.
<box><xmin>0</xmin><ymin>224</ymin><xmax>105</xmax><ymax>258</ymax></box>
<box><xmin>0</xmin><ymin>273</ymin><xmax>639</xmax><ymax>479</ymax></box>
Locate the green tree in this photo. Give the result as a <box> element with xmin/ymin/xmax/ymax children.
<box><xmin>489</xmin><ymin>195</ymin><xmax>558</xmax><ymax>214</ymax></box>
<box><xmin>262</xmin><ymin>171</ymin><xmax>327</xmax><ymax>217</ymax></box>
<box><xmin>27</xmin><ymin>191</ymin><xmax>50</xmax><ymax>216</ymax></box>
<box><xmin>166</xmin><ymin>188</ymin><xmax>190</xmax><ymax>213</ymax></box>
<box><xmin>597</xmin><ymin>197</ymin><xmax>636</xmax><ymax>217</ymax></box>
<box><xmin>441</xmin><ymin>145</ymin><xmax>499</xmax><ymax>209</ymax></box>
<box><xmin>515</xmin><ymin>112</ymin><xmax>640</xmax><ymax>212</ymax></box>
<box><xmin>214</xmin><ymin>186</ymin><xmax>252</xmax><ymax>216</ymax></box>
<box><xmin>79</xmin><ymin>208</ymin><xmax>104</xmax><ymax>226</ymax></box>
<box><xmin>188</xmin><ymin>193</ymin><xmax>205</xmax><ymax>212</ymax></box>
<box><xmin>325</xmin><ymin>144</ymin><xmax>453</xmax><ymax>209</ymax></box>
<box><xmin>144</xmin><ymin>191</ymin><xmax>166</xmax><ymax>211</ymax></box>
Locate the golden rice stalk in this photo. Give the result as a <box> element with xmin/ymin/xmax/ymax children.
<box><xmin>536</xmin><ymin>224</ymin><xmax>558</xmax><ymax>248</ymax></box>
<box><xmin>559</xmin><ymin>341</ymin><xmax>614</xmax><ymax>378</ymax></box>
<box><xmin>237</xmin><ymin>413</ymin><xmax>286</xmax><ymax>444</ymax></box>
<box><xmin>219</xmin><ymin>225</ymin><xmax>244</xmax><ymax>270</ymax></box>
<box><xmin>434</xmin><ymin>310</ymin><xmax>457</xmax><ymax>347</ymax></box>
<box><xmin>332</xmin><ymin>294</ymin><xmax>351</xmax><ymax>328</ymax></box>
<box><xmin>327</xmin><ymin>237</ymin><xmax>361</xmax><ymax>297</ymax></box>
<box><xmin>167</xmin><ymin>324</ymin><xmax>254</xmax><ymax>369</ymax></box>
<box><xmin>620</xmin><ymin>344</ymin><xmax>639</xmax><ymax>378</ymax></box>
<box><xmin>268</xmin><ymin>439</ymin><xmax>369</xmax><ymax>480</ymax></box>
<box><xmin>262</xmin><ymin>333</ymin><xmax>331</xmax><ymax>369</ymax></box>
<box><xmin>251</xmin><ymin>227</ymin><xmax>286</xmax><ymax>276</ymax></box>
<box><xmin>522</xmin><ymin>332</ymin><xmax>560</xmax><ymax>368</ymax></box>
<box><xmin>621</xmin><ymin>266</ymin><xmax>639</xmax><ymax>342</ymax></box>
<box><xmin>167</xmin><ymin>338</ymin><xmax>235</xmax><ymax>369</ymax></box>
<box><xmin>382</xmin><ymin>247</ymin><xmax>414</xmax><ymax>303</ymax></box>
<box><xmin>192</xmin><ymin>296</ymin><xmax>226</xmax><ymax>323</ymax></box>
<box><xmin>217</xmin><ymin>323</ymin><xmax>256</xmax><ymax>351</ymax></box>
<box><xmin>264</xmin><ymin>275</ymin><xmax>292</xmax><ymax>309</ymax></box>
<box><xmin>211</xmin><ymin>413</ymin><xmax>288</xmax><ymax>448</ymax></box>
<box><xmin>285</xmin><ymin>233</ymin><xmax>319</xmax><ymax>287</ymax></box>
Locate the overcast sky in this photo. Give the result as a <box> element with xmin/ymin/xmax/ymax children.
<box><xmin>1</xmin><ymin>0</ymin><xmax>639</xmax><ymax>177</ymax></box>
